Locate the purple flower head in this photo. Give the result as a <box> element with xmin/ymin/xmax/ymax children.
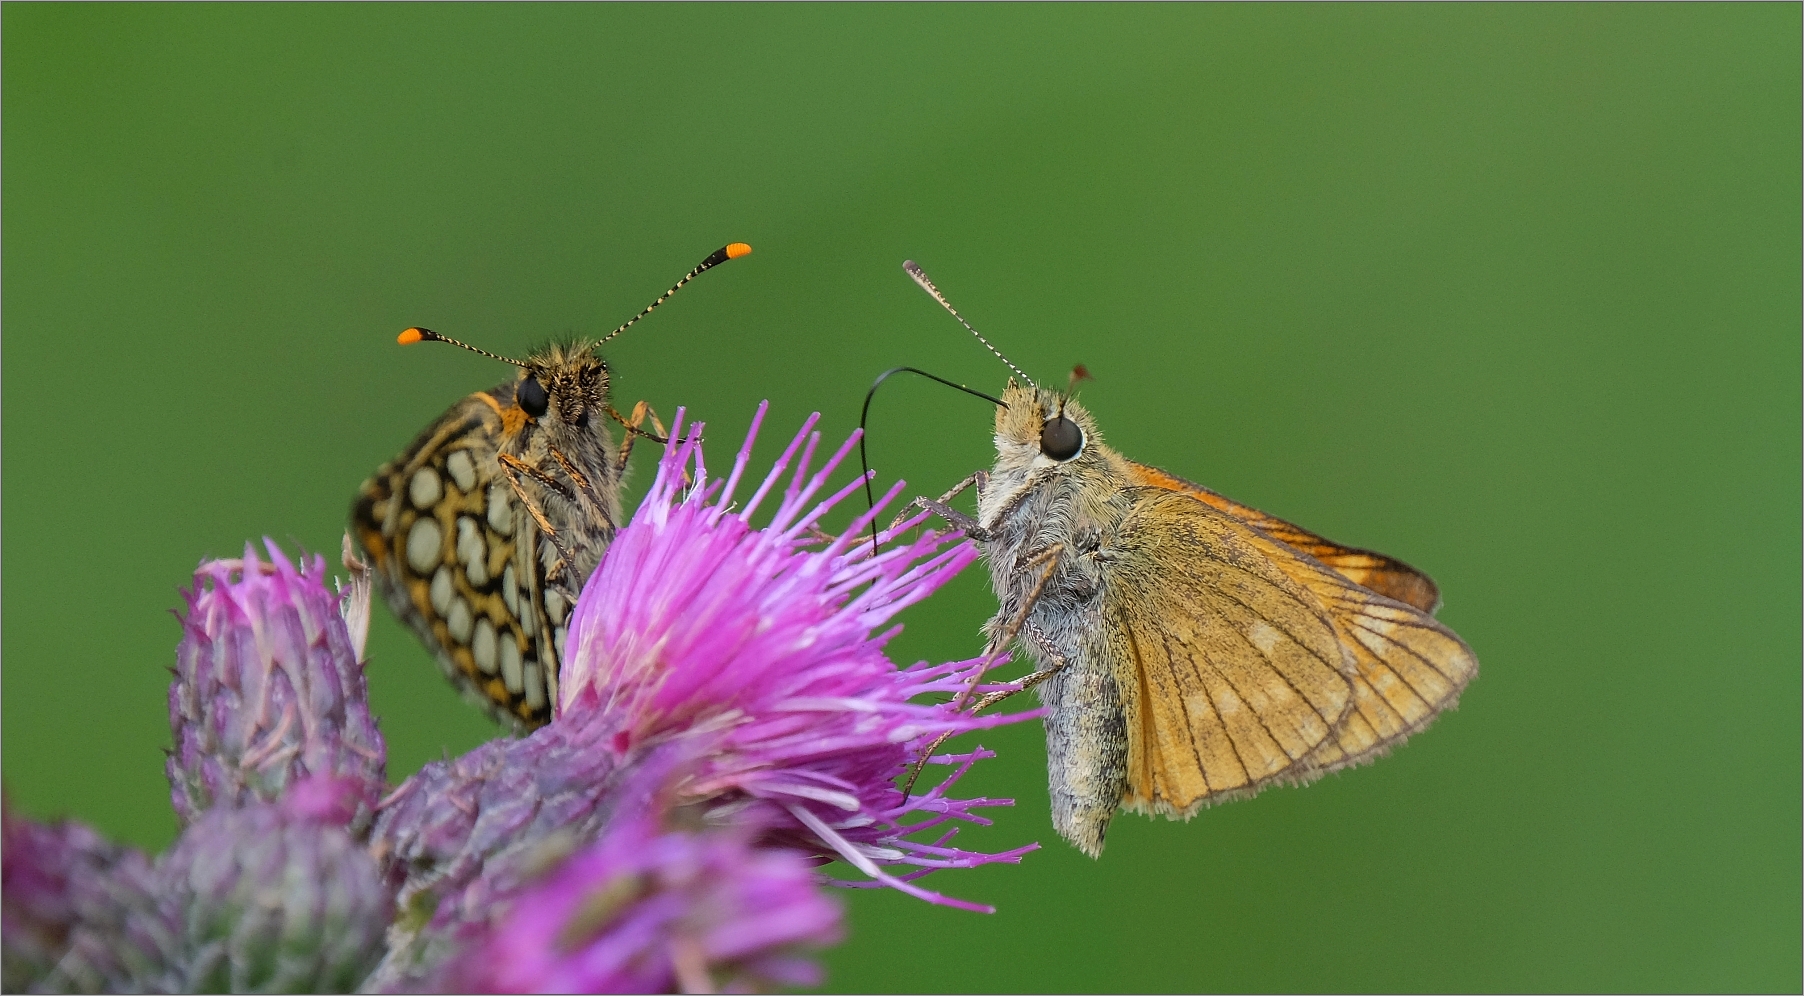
<box><xmin>432</xmin><ymin>776</ymin><xmax>841</xmax><ymax>994</ymax></box>
<box><xmin>366</xmin><ymin>731</ymin><xmax>805</xmax><ymax>991</ymax></box>
<box><xmin>561</xmin><ymin>404</ymin><xmax>1038</xmax><ymax>910</ymax></box>
<box><xmin>168</xmin><ymin>540</ymin><xmax>386</xmax><ymax>829</ymax></box>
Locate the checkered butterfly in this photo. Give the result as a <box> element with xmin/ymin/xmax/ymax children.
<box><xmin>351</xmin><ymin>243</ymin><xmax>750</xmax><ymax>729</ymax></box>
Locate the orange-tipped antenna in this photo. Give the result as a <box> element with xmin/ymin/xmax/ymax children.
<box><xmin>1068</xmin><ymin>364</ymin><xmax>1093</xmax><ymax>391</ymax></box>
<box><xmin>902</xmin><ymin>260</ymin><xmax>1034</xmax><ymax>387</ymax></box>
<box><xmin>397</xmin><ymin>327</ymin><xmax>528</xmax><ymax>367</ymax></box>
<box><xmin>595</xmin><ymin>242</ymin><xmax>753</xmax><ymax>346</ymax></box>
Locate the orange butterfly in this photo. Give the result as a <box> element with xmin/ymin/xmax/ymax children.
<box><xmin>897</xmin><ymin>261</ymin><xmax>1478</xmax><ymax>857</ymax></box>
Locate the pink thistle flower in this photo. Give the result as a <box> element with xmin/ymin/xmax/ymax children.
<box><xmin>369</xmin><ymin>406</ymin><xmax>1039</xmax><ymax>987</ymax></box>
<box><xmin>7</xmin><ymin>407</ymin><xmax>1039</xmax><ymax>994</ymax></box>
<box><xmin>561</xmin><ymin>404</ymin><xmax>1038</xmax><ymax>911</ymax></box>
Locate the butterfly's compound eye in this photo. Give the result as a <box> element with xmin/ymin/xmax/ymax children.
<box><xmin>1040</xmin><ymin>415</ymin><xmax>1084</xmax><ymax>460</ymax></box>
<box><xmin>518</xmin><ymin>376</ymin><xmax>550</xmax><ymax>418</ymax></box>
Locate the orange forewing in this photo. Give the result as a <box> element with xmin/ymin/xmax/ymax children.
<box><xmin>1124</xmin><ymin>461</ymin><xmax>1442</xmax><ymax>612</ymax></box>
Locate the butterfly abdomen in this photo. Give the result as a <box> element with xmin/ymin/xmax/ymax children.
<box><xmin>1036</xmin><ymin>635</ymin><xmax>1130</xmax><ymax>858</ymax></box>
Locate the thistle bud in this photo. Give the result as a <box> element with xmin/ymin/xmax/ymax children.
<box><xmin>156</xmin><ymin>801</ymin><xmax>391</xmax><ymax>994</ymax></box>
<box><xmin>168</xmin><ymin>541</ymin><xmax>385</xmax><ymax>829</ymax></box>
<box><xmin>360</xmin><ymin>703</ymin><xmax>631</xmax><ymax>988</ymax></box>
<box><xmin>2</xmin><ymin>806</ymin><xmax>170</xmax><ymax>994</ymax></box>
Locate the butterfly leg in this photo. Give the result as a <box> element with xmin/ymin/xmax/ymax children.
<box><xmin>610</xmin><ymin>401</ymin><xmax>698</xmax><ymax>487</ymax></box>
<box><xmin>546</xmin><ymin>446</ymin><xmax>617</xmax><ymax>531</ymax></box>
<box><xmin>607</xmin><ymin>401</ymin><xmax>673</xmax><ymax>471</ymax></box>
<box><xmin>958</xmin><ymin>542</ymin><xmax>1064</xmax><ymax>708</ymax></box>
<box><xmin>900</xmin><ymin>624</ymin><xmax>1072</xmax><ymax>799</ymax></box>
<box><xmin>497</xmin><ymin>453</ymin><xmax>584</xmax><ymax>597</ymax></box>
<box><xmin>496</xmin><ymin>451</ymin><xmax>579</xmax><ymax>505</ymax></box>
<box><xmin>888</xmin><ymin>472</ymin><xmax>989</xmax><ymax>539</ymax></box>
<box><xmin>900</xmin><ymin>468</ymin><xmax>1041</xmax><ymax>543</ymax></box>
<box><xmin>972</xmin><ymin>472</ymin><xmax>1051</xmax><ymax>536</ymax></box>
<box><xmin>970</xmin><ymin>622</ymin><xmax>1071</xmax><ymax>711</ymax></box>
<box><xmin>902</xmin><ymin>546</ymin><xmax>1065</xmax><ymax>796</ymax></box>
<box><xmin>905</xmin><ymin>543</ymin><xmax>1068</xmax><ymax>802</ymax></box>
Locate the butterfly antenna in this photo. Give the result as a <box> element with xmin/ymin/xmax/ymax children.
<box><xmin>858</xmin><ymin>366</ymin><xmax>1006</xmax><ymax>555</ymax></box>
<box><xmin>397</xmin><ymin>327</ymin><xmax>528</xmax><ymax>367</ymax></box>
<box><xmin>396</xmin><ymin>242</ymin><xmax>750</xmax><ymax>361</ymax></box>
<box><xmin>903</xmin><ymin>260</ymin><xmax>1036</xmax><ymax>387</ymax></box>
<box><xmin>595</xmin><ymin>242</ymin><xmax>753</xmax><ymax>346</ymax></box>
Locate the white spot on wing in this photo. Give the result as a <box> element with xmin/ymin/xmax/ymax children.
<box><xmin>1247</xmin><ymin>620</ymin><xmax>1281</xmax><ymax>655</ymax></box>
<box><xmin>457</xmin><ymin>517</ymin><xmax>489</xmax><ymax>586</ymax></box>
<box><xmin>474</xmin><ymin>618</ymin><xmax>499</xmax><ymax>677</ymax></box>
<box><xmin>522</xmin><ymin>660</ymin><xmax>545</xmax><ymax>712</ymax></box>
<box><xmin>487</xmin><ymin>482</ymin><xmax>514</xmax><ymax>535</ymax></box>
<box><xmin>495</xmin><ymin>625</ymin><xmax>520</xmax><ymax>691</ymax></box>
<box><xmin>501</xmin><ymin>636</ymin><xmax>523</xmax><ymax>692</ymax></box>
<box><xmin>405</xmin><ymin>518</ymin><xmax>441</xmax><ymax>574</ymax></box>
<box><xmin>409</xmin><ymin>468</ymin><xmax>442</xmax><ymax>510</ymax></box>
<box><xmin>430</xmin><ymin>566</ymin><xmax>453</xmax><ymax>614</ymax></box>
<box><xmin>445</xmin><ymin>449</ymin><xmax>478</xmax><ymax>493</ymax></box>
<box><xmin>446</xmin><ymin>596</ymin><xmax>474</xmax><ymax>643</ymax></box>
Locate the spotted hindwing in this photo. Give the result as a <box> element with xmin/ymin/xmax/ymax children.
<box><xmin>353</xmin><ymin>371</ymin><xmax>603</xmax><ymax>729</ymax></box>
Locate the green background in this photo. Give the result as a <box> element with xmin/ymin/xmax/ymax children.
<box><xmin>5</xmin><ymin>5</ymin><xmax>1798</xmax><ymax>992</ymax></box>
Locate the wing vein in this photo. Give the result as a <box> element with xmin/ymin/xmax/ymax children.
<box><xmin>1164</xmin><ymin>623</ymin><xmax>1250</xmax><ymax>792</ymax></box>
<box><xmin>1204</xmin><ymin>593</ymin><xmax>1331</xmax><ymax>762</ymax></box>
<box><xmin>1344</xmin><ymin>614</ymin><xmax>1461</xmax><ymax>691</ymax></box>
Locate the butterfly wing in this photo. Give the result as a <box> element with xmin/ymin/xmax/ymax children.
<box><xmin>1125</xmin><ymin>461</ymin><xmax>1442</xmax><ymax>613</ymax></box>
<box><xmin>1098</xmin><ymin>488</ymin><xmax>1358</xmax><ymax>819</ymax></box>
<box><xmin>352</xmin><ymin>385</ymin><xmax>562</xmax><ymax>728</ymax></box>
<box><xmin>1117</xmin><ymin>462</ymin><xmax>1478</xmax><ymax>777</ymax></box>
<box><xmin>1288</xmin><ymin>569</ymin><xmax>1478</xmax><ymax>772</ymax></box>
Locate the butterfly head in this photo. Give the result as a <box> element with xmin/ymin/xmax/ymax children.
<box><xmin>514</xmin><ymin>341</ymin><xmax>610</xmax><ymax>431</ymax></box>
<box><xmin>979</xmin><ymin>380</ymin><xmax>1116</xmax><ymax>532</ymax></box>
<box><xmin>994</xmin><ymin>379</ymin><xmax>1101</xmax><ymax>466</ymax></box>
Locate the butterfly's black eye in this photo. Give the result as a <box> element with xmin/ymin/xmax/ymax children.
<box><xmin>518</xmin><ymin>376</ymin><xmax>549</xmax><ymax>418</ymax></box>
<box><xmin>1040</xmin><ymin>416</ymin><xmax>1084</xmax><ymax>461</ymax></box>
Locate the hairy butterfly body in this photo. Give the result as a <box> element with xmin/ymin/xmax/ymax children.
<box><xmin>352</xmin><ymin>243</ymin><xmax>750</xmax><ymax>729</ymax></box>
